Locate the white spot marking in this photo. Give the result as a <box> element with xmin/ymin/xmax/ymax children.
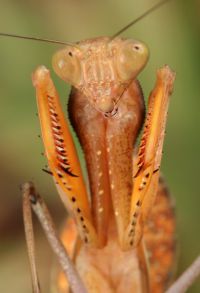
<box><xmin>124</xmin><ymin>112</ymin><xmax>134</xmax><ymax>120</ymax></box>
<box><xmin>58</xmin><ymin>59</ymin><xmax>65</xmax><ymax>69</ymax></box>
<box><xmin>98</xmin><ymin>207</ymin><xmax>104</xmax><ymax>213</ymax></box>
<box><xmin>97</xmin><ymin>150</ymin><xmax>102</xmax><ymax>156</ymax></box>
<box><xmin>99</xmin><ymin>190</ymin><xmax>104</xmax><ymax>195</ymax></box>
<box><xmin>98</xmin><ymin>172</ymin><xmax>103</xmax><ymax>177</ymax></box>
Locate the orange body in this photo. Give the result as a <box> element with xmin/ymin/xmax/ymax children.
<box><xmin>32</xmin><ymin>37</ymin><xmax>176</xmax><ymax>292</ymax></box>
<box><xmin>57</xmin><ymin>176</ymin><xmax>176</xmax><ymax>293</ymax></box>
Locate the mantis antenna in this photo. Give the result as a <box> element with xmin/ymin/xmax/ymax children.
<box><xmin>111</xmin><ymin>0</ymin><xmax>172</xmax><ymax>39</ymax></box>
<box><xmin>0</xmin><ymin>0</ymin><xmax>172</xmax><ymax>45</ymax></box>
<box><xmin>0</xmin><ymin>32</ymin><xmax>77</xmax><ymax>47</ymax></box>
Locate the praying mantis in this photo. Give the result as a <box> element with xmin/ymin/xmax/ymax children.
<box><xmin>1</xmin><ymin>0</ymin><xmax>200</xmax><ymax>292</ymax></box>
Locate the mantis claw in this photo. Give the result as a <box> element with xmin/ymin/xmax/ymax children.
<box><xmin>124</xmin><ymin>66</ymin><xmax>176</xmax><ymax>249</ymax></box>
<box><xmin>33</xmin><ymin>66</ymin><xmax>98</xmax><ymax>246</ymax></box>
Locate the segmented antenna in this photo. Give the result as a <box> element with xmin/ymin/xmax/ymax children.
<box><xmin>0</xmin><ymin>0</ymin><xmax>172</xmax><ymax>44</ymax></box>
<box><xmin>0</xmin><ymin>32</ymin><xmax>76</xmax><ymax>46</ymax></box>
<box><xmin>111</xmin><ymin>0</ymin><xmax>172</xmax><ymax>38</ymax></box>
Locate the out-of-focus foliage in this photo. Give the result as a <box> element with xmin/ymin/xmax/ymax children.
<box><xmin>0</xmin><ymin>0</ymin><xmax>200</xmax><ymax>292</ymax></box>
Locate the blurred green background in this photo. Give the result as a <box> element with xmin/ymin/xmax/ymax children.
<box><xmin>0</xmin><ymin>0</ymin><xmax>200</xmax><ymax>292</ymax></box>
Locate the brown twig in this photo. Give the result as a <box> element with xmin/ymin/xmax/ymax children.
<box><xmin>21</xmin><ymin>182</ymin><xmax>87</xmax><ymax>293</ymax></box>
<box><xmin>23</xmin><ymin>183</ymin><xmax>41</xmax><ymax>293</ymax></box>
<box><xmin>166</xmin><ymin>255</ymin><xmax>200</xmax><ymax>293</ymax></box>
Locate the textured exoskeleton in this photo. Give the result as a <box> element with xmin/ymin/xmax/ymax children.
<box><xmin>32</xmin><ymin>37</ymin><xmax>176</xmax><ymax>293</ymax></box>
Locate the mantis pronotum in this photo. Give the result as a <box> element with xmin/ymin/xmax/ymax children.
<box><xmin>1</xmin><ymin>0</ymin><xmax>200</xmax><ymax>292</ymax></box>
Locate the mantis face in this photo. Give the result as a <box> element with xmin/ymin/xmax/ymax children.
<box><xmin>52</xmin><ymin>37</ymin><xmax>149</xmax><ymax>115</ymax></box>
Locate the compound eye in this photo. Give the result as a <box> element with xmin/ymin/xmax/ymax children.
<box><xmin>52</xmin><ymin>47</ymin><xmax>81</xmax><ymax>86</ymax></box>
<box><xmin>116</xmin><ymin>39</ymin><xmax>149</xmax><ymax>81</ymax></box>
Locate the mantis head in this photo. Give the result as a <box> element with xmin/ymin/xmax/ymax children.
<box><xmin>52</xmin><ymin>37</ymin><xmax>149</xmax><ymax>115</ymax></box>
